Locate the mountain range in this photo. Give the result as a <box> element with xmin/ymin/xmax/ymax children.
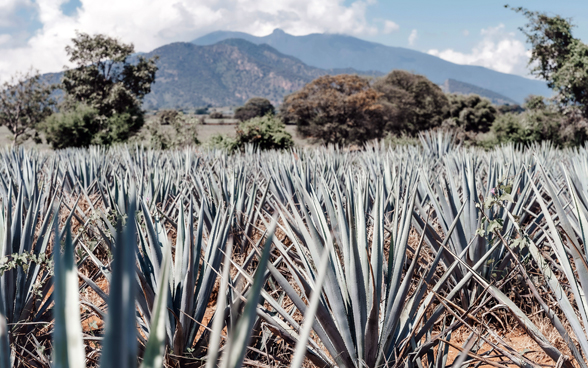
<box><xmin>43</xmin><ymin>29</ymin><xmax>551</xmax><ymax>110</ymax></box>
<box><xmin>141</xmin><ymin>39</ymin><xmax>380</xmax><ymax>109</ymax></box>
<box><xmin>193</xmin><ymin>29</ymin><xmax>550</xmax><ymax>104</ymax></box>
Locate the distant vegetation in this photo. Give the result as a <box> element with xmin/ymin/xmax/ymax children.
<box><xmin>234</xmin><ymin>97</ymin><xmax>275</xmax><ymax>122</ymax></box>
<box><xmin>0</xmin><ymin>7</ymin><xmax>586</xmax><ymax>150</ymax></box>
<box><xmin>42</xmin><ymin>32</ymin><xmax>158</xmax><ymax>148</ymax></box>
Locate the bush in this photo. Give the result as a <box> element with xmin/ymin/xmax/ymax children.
<box><xmin>135</xmin><ymin>113</ymin><xmax>200</xmax><ymax>150</ymax></box>
<box><xmin>209</xmin><ymin>111</ymin><xmax>224</xmax><ymax>119</ymax></box>
<box><xmin>234</xmin><ymin>98</ymin><xmax>275</xmax><ymax>122</ymax></box>
<box><xmin>42</xmin><ymin>103</ymin><xmax>144</xmax><ymax>148</ymax></box>
<box><xmin>203</xmin><ymin>134</ymin><xmax>238</xmax><ymax>151</ymax></box>
<box><xmin>236</xmin><ymin>115</ymin><xmax>294</xmax><ymax>150</ymax></box>
<box><xmin>42</xmin><ymin>104</ymin><xmax>100</xmax><ymax>149</ymax></box>
<box><xmin>489</xmin><ymin>96</ymin><xmax>587</xmax><ymax>147</ymax></box>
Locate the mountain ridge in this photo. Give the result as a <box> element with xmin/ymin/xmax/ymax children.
<box><xmin>193</xmin><ymin>29</ymin><xmax>551</xmax><ymax>103</ymax></box>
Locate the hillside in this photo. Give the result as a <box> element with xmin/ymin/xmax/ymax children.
<box><xmin>440</xmin><ymin>79</ymin><xmax>519</xmax><ymax>105</ymax></box>
<box><xmin>140</xmin><ymin>39</ymin><xmax>379</xmax><ymax>109</ymax></box>
<box><xmin>193</xmin><ymin>29</ymin><xmax>551</xmax><ymax>103</ymax></box>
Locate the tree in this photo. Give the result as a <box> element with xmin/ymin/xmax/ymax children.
<box><xmin>445</xmin><ymin>94</ymin><xmax>497</xmax><ymax>133</ymax></box>
<box><xmin>511</xmin><ymin>6</ymin><xmax>588</xmax><ymax>118</ymax></box>
<box><xmin>55</xmin><ymin>32</ymin><xmax>158</xmax><ymax>146</ymax></box>
<box><xmin>234</xmin><ymin>97</ymin><xmax>275</xmax><ymax>122</ymax></box>
<box><xmin>280</xmin><ymin>74</ymin><xmax>385</xmax><ymax>145</ymax></box>
<box><xmin>373</xmin><ymin>70</ymin><xmax>449</xmax><ymax>134</ymax></box>
<box><xmin>0</xmin><ymin>70</ymin><xmax>54</xmax><ymax>145</ymax></box>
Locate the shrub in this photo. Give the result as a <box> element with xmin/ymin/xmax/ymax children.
<box><xmin>209</xmin><ymin>111</ymin><xmax>224</xmax><ymax>119</ymax></box>
<box><xmin>135</xmin><ymin>113</ymin><xmax>200</xmax><ymax>150</ymax></box>
<box><xmin>234</xmin><ymin>97</ymin><xmax>275</xmax><ymax>122</ymax></box>
<box><xmin>236</xmin><ymin>115</ymin><xmax>294</xmax><ymax>150</ymax></box>
<box><xmin>489</xmin><ymin>96</ymin><xmax>587</xmax><ymax>147</ymax></box>
<box><xmin>42</xmin><ymin>104</ymin><xmax>144</xmax><ymax>148</ymax></box>
<box><xmin>203</xmin><ymin>134</ymin><xmax>238</xmax><ymax>151</ymax></box>
<box><xmin>42</xmin><ymin>103</ymin><xmax>100</xmax><ymax>149</ymax></box>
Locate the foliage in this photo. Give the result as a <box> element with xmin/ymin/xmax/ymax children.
<box><xmin>511</xmin><ymin>6</ymin><xmax>588</xmax><ymax>118</ymax></box>
<box><xmin>203</xmin><ymin>133</ymin><xmax>238</xmax><ymax>151</ymax></box>
<box><xmin>445</xmin><ymin>93</ymin><xmax>497</xmax><ymax>132</ymax></box>
<box><xmin>42</xmin><ymin>103</ymin><xmax>144</xmax><ymax>148</ymax></box>
<box><xmin>373</xmin><ymin>70</ymin><xmax>449</xmax><ymax>134</ymax></box>
<box><xmin>281</xmin><ymin>74</ymin><xmax>385</xmax><ymax>145</ymax></box>
<box><xmin>491</xmin><ymin>96</ymin><xmax>586</xmax><ymax>147</ymax></box>
<box><xmin>157</xmin><ymin>109</ymin><xmax>180</xmax><ymax>125</ymax></box>
<box><xmin>142</xmin><ymin>113</ymin><xmax>200</xmax><ymax>149</ymax></box>
<box><xmin>209</xmin><ymin>111</ymin><xmax>224</xmax><ymax>119</ymax></box>
<box><xmin>0</xmin><ymin>70</ymin><xmax>54</xmax><ymax>145</ymax></box>
<box><xmin>60</xmin><ymin>32</ymin><xmax>158</xmax><ymax>146</ymax></box>
<box><xmin>235</xmin><ymin>115</ymin><xmax>293</xmax><ymax>150</ymax></box>
<box><xmin>234</xmin><ymin>97</ymin><xmax>274</xmax><ymax>122</ymax></box>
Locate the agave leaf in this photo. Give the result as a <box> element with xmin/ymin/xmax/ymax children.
<box><xmin>290</xmin><ymin>236</ymin><xmax>332</xmax><ymax>368</ymax></box>
<box><xmin>52</xmin><ymin>209</ymin><xmax>86</xmax><ymax>368</ymax></box>
<box><xmin>100</xmin><ymin>188</ymin><xmax>138</xmax><ymax>368</ymax></box>
<box><xmin>0</xmin><ymin>275</ymin><xmax>10</xmax><ymax>368</ymax></box>
<box><xmin>219</xmin><ymin>219</ymin><xmax>275</xmax><ymax>368</ymax></box>
<box><xmin>141</xmin><ymin>239</ymin><xmax>172</xmax><ymax>368</ymax></box>
<box><xmin>205</xmin><ymin>238</ymin><xmax>233</xmax><ymax>368</ymax></box>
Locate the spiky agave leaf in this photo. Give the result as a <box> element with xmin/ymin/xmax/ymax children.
<box><xmin>100</xmin><ymin>186</ymin><xmax>138</xmax><ymax>368</ymax></box>
<box><xmin>52</xmin><ymin>207</ymin><xmax>86</xmax><ymax>368</ymax></box>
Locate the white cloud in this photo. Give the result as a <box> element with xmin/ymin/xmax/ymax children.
<box><xmin>0</xmin><ymin>0</ymin><xmax>379</xmax><ymax>81</ymax></box>
<box><xmin>383</xmin><ymin>20</ymin><xmax>399</xmax><ymax>34</ymax></box>
<box><xmin>0</xmin><ymin>0</ymin><xmax>32</xmax><ymax>27</ymax></box>
<box><xmin>428</xmin><ymin>24</ymin><xmax>530</xmax><ymax>76</ymax></box>
<box><xmin>462</xmin><ymin>29</ymin><xmax>469</xmax><ymax>37</ymax></box>
<box><xmin>408</xmin><ymin>29</ymin><xmax>417</xmax><ymax>46</ymax></box>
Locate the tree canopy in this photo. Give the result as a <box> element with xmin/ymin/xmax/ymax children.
<box><xmin>511</xmin><ymin>6</ymin><xmax>588</xmax><ymax>118</ymax></box>
<box><xmin>47</xmin><ymin>32</ymin><xmax>159</xmax><ymax>147</ymax></box>
<box><xmin>280</xmin><ymin>74</ymin><xmax>385</xmax><ymax>145</ymax></box>
<box><xmin>0</xmin><ymin>70</ymin><xmax>54</xmax><ymax>145</ymax></box>
<box><xmin>234</xmin><ymin>97</ymin><xmax>274</xmax><ymax>122</ymax></box>
<box><xmin>373</xmin><ymin>70</ymin><xmax>449</xmax><ymax>134</ymax></box>
<box><xmin>446</xmin><ymin>94</ymin><xmax>497</xmax><ymax>133</ymax></box>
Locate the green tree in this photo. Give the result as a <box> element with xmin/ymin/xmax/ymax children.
<box><xmin>446</xmin><ymin>94</ymin><xmax>497</xmax><ymax>132</ymax></box>
<box><xmin>54</xmin><ymin>32</ymin><xmax>158</xmax><ymax>146</ymax></box>
<box><xmin>511</xmin><ymin>6</ymin><xmax>588</xmax><ymax>118</ymax></box>
<box><xmin>0</xmin><ymin>70</ymin><xmax>54</xmax><ymax>145</ymax></box>
<box><xmin>280</xmin><ymin>74</ymin><xmax>385</xmax><ymax>145</ymax></box>
<box><xmin>234</xmin><ymin>97</ymin><xmax>275</xmax><ymax>122</ymax></box>
<box><xmin>235</xmin><ymin>115</ymin><xmax>293</xmax><ymax>150</ymax></box>
<box><xmin>373</xmin><ymin>70</ymin><xmax>449</xmax><ymax>134</ymax></box>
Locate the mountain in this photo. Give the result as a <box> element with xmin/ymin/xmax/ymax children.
<box><xmin>193</xmin><ymin>29</ymin><xmax>551</xmax><ymax>104</ymax></box>
<box><xmin>440</xmin><ymin>79</ymin><xmax>519</xmax><ymax>105</ymax></box>
<box><xmin>140</xmin><ymin>39</ymin><xmax>379</xmax><ymax>109</ymax></box>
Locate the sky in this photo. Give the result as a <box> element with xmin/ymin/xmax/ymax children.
<box><xmin>0</xmin><ymin>0</ymin><xmax>586</xmax><ymax>82</ymax></box>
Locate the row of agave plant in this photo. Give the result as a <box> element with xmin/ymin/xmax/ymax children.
<box><xmin>0</xmin><ymin>133</ymin><xmax>588</xmax><ymax>367</ymax></box>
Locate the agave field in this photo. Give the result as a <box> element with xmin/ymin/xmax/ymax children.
<box><xmin>2</xmin><ymin>132</ymin><xmax>588</xmax><ymax>368</ymax></box>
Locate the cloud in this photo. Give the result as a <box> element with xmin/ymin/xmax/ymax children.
<box><xmin>462</xmin><ymin>29</ymin><xmax>469</xmax><ymax>37</ymax></box>
<box><xmin>383</xmin><ymin>20</ymin><xmax>399</xmax><ymax>34</ymax></box>
<box><xmin>428</xmin><ymin>24</ymin><xmax>530</xmax><ymax>76</ymax></box>
<box><xmin>408</xmin><ymin>29</ymin><xmax>417</xmax><ymax>46</ymax></box>
<box><xmin>0</xmin><ymin>0</ymin><xmax>379</xmax><ymax>81</ymax></box>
